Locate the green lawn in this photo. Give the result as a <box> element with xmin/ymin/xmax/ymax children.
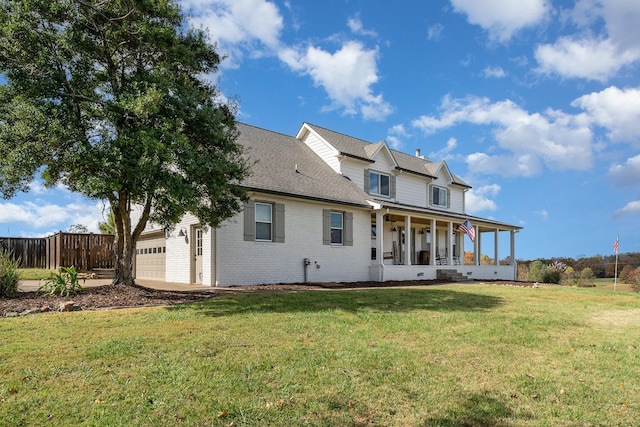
<box><xmin>1</xmin><ymin>284</ymin><xmax>639</xmax><ymax>426</ymax></box>
<box><xmin>16</xmin><ymin>268</ymin><xmax>51</xmax><ymax>281</ymax></box>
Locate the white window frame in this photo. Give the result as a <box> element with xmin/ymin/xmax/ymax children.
<box><xmin>432</xmin><ymin>186</ymin><xmax>448</xmax><ymax>207</ymax></box>
<box><xmin>330</xmin><ymin>211</ymin><xmax>343</xmax><ymax>245</ymax></box>
<box><xmin>369</xmin><ymin>171</ymin><xmax>391</xmax><ymax>197</ymax></box>
<box><xmin>255</xmin><ymin>202</ymin><xmax>273</xmax><ymax>241</ymax></box>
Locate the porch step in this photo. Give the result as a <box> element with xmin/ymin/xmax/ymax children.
<box><xmin>437</xmin><ymin>269</ymin><xmax>469</xmax><ymax>282</ymax></box>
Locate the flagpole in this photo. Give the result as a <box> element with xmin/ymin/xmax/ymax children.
<box><xmin>614</xmin><ymin>252</ymin><xmax>618</xmax><ymax>292</ymax></box>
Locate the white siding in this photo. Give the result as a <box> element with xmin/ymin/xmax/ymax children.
<box><xmin>215</xmin><ymin>196</ymin><xmax>371</xmax><ymax>286</ymax></box>
<box><xmin>449</xmin><ymin>187</ymin><xmax>465</xmax><ymax>213</ymax></box>
<box><xmin>369</xmin><ymin>149</ymin><xmax>395</xmax><ymax>172</ymax></box>
<box><xmin>341</xmin><ymin>160</ymin><xmax>366</xmax><ymax>188</ymax></box>
<box><xmin>165</xmin><ymin>213</ymin><xmax>198</xmax><ymax>283</ymax></box>
<box><xmin>396</xmin><ymin>173</ymin><xmax>428</xmax><ymax>207</ymax></box>
<box><xmin>300</xmin><ymin>131</ymin><xmax>341</xmax><ymax>173</ymax></box>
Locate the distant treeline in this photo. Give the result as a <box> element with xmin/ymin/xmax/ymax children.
<box><xmin>517</xmin><ymin>252</ymin><xmax>640</xmax><ymax>278</ymax></box>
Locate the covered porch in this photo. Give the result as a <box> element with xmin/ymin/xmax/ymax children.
<box><xmin>368</xmin><ymin>206</ymin><xmax>521</xmax><ymax>282</ymax></box>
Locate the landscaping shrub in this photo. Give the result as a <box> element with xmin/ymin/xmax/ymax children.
<box><xmin>542</xmin><ymin>270</ymin><xmax>562</xmax><ymax>284</ymax></box>
<box><xmin>0</xmin><ymin>248</ymin><xmax>21</xmax><ymax>297</ymax></box>
<box><xmin>528</xmin><ymin>260</ymin><xmax>546</xmax><ymax>282</ymax></box>
<box><xmin>38</xmin><ymin>266</ymin><xmax>84</xmax><ymax>297</ymax></box>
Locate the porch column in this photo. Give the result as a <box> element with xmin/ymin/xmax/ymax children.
<box><xmin>430</xmin><ymin>218</ymin><xmax>437</xmax><ymax>265</ymax></box>
<box><xmin>376</xmin><ymin>211</ymin><xmax>384</xmax><ymax>266</ymax></box>
<box><xmin>447</xmin><ymin>221</ymin><xmax>453</xmax><ymax>265</ymax></box>
<box><xmin>494</xmin><ymin>229</ymin><xmax>499</xmax><ymax>266</ymax></box>
<box><xmin>510</xmin><ymin>230</ymin><xmax>516</xmax><ymax>266</ymax></box>
<box><xmin>474</xmin><ymin>226</ymin><xmax>480</xmax><ymax>265</ymax></box>
<box><xmin>405</xmin><ymin>215</ymin><xmax>412</xmax><ymax>265</ymax></box>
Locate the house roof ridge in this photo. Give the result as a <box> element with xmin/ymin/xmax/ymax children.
<box><xmin>303</xmin><ymin>122</ymin><xmax>375</xmax><ymax>145</ymax></box>
<box><xmin>237</xmin><ymin>122</ymin><xmax>297</xmax><ymax>140</ymax></box>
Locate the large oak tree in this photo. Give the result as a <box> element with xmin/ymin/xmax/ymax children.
<box><xmin>0</xmin><ymin>0</ymin><xmax>249</xmax><ymax>285</ymax></box>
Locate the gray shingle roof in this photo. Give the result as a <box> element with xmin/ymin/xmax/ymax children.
<box><xmin>304</xmin><ymin>123</ymin><xmax>470</xmax><ymax>188</ymax></box>
<box><xmin>237</xmin><ymin>123</ymin><xmax>371</xmax><ymax>207</ymax></box>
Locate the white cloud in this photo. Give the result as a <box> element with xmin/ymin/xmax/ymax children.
<box><xmin>535</xmin><ymin>0</ymin><xmax>640</xmax><ymax>81</ymax></box>
<box><xmin>279</xmin><ymin>41</ymin><xmax>393</xmax><ymax>121</ymax></box>
<box><xmin>427</xmin><ymin>23</ymin><xmax>444</xmax><ymax>41</ymax></box>
<box><xmin>465</xmin><ymin>184</ymin><xmax>500</xmax><ymax>214</ymax></box>
<box><xmin>614</xmin><ymin>200</ymin><xmax>640</xmax><ymax>217</ymax></box>
<box><xmin>535</xmin><ymin>37</ymin><xmax>640</xmax><ymax>82</ymax></box>
<box><xmin>386</xmin><ymin>124</ymin><xmax>409</xmax><ymax>150</ymax></box>
<box><xmin>0</xmin><ymin>200</ymin><xmax>103</xmax><ymax>234</ymax></box>
<box><xmin>534</xmin><ymin>209</ymin><xmax>549</xmax><ymax>220</ymax></box>
<box><xmin>450</xmin><ymin>0</ymin><xmax>549</xmax><ymax>42</ymax></box>
<box><xmin>348</xmin><ymin>15</ymin><xmax>377</xmax><ymax>37</ymax></box>
<box><xmin>482</xmin><ymin>66</ymin><xmax>506</xmax><ymax>78</ymax></box>
<box><xmin>183</xmin><ymin>0</ymin><xmax>284</xmax><ymax>67</ymax></box>
<box><xmin>572</xmin><ymin>86</ymin><xmax>640</xmax><ymax>144</ymax></box>
<box><xmin>428</xmin><ymin>137</ymin><xmax>458</xmax><ymax>161</ymax></box>
<box><xmin>412</xmin><ymin>95</ymin><xmax>593</xmax><ymax>176</ymax></box>
<box><xmin>609</xmin><ymin>154</ymin><xmax>640</xmax><ymax>187</ymax></box>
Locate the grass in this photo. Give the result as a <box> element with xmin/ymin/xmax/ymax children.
<box><xmin>1</xmin><ymin>284</ymin><xmax>639</xmax><ymax>426</ymax></box>
<box><xmin>17</xmin><ymin>268</ymin><xmax>51</xmax><ymax>280</ymax></box>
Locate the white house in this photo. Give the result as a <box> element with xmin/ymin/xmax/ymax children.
<box><xmin>134</xmin><ymin>122</ymin><xmax>522</xmax><ymax>286</ymax></box>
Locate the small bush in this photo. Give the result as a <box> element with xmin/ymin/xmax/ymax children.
<box><xmin>542</xmin><ymin>270</ymin><xmax>561</xmax><ymax>284</ymax></box>
<box><xmin>38</xmin><ymin>266</ymin><xmax>84</xmax><ymax>297</ymax></box>
<box><xmin>0</xmin><ymin>248</ymin><xmax>21</xmax><ymax>297</ymax></box>
<box><xmin>528</xmin><ymin>260</ymin><xmax>546</xmax><ymax>282</ymax></box>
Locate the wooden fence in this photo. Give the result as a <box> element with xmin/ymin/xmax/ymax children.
<box><xmin>45</xmin><ymin>233</ymin><xmax>115</xmax><ymax>271</ymax></box>
<box><xmin>0</xmin><ymin>233</ymin><xmax>115</xmax><ymax>271</ymax></box>
<box><xmin>0</xmin><ymin>237</ymin><xmax>47</xmax><ymax>269</ymax></box>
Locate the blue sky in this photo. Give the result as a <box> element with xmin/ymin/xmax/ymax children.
<box><xmin>1</xmin><ymin>0</ymin><xmax>639</xmax><ymax>260</ymax></box>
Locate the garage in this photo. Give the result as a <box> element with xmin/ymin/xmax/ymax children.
<box><xmin>135</xmin><ymin>231</ymin><xmax>166</xmax><ymax>281</ymax></box>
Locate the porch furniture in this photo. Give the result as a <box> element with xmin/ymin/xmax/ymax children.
<box><xmin>452</xmin><ymin>252</ymin><xmax>461</xmax><ymax>265</ymax></box>
<box><xmin>436</xmin><ymin>250</ymin><xmax>447</xmax><ymax>265</ymax></box>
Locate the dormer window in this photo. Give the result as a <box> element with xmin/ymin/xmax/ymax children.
<box><xmin>430</xmin><ymin>185</ymin><xmax>450</xmax><ymax>208</ymax></box>
<box><xmin>369</xmin><ymin>171</ymin><xmax>390</xmax><ymax>197</ymax></box>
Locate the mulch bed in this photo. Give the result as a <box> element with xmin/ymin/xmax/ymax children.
<box><xmin>1</xmin><ymin>280</ymin><xmax>535</xmax><ymax>317</ymax></box>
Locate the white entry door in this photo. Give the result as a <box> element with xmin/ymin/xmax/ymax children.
<box><xmin>192</xmin><ymin>227</ymin><xmax>203</xmax><ymax>284</ymax></box>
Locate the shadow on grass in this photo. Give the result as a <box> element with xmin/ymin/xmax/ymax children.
<box><xmin>167</xmin><ymin>288</ymin><xmax>504</xmax><ymax>317</ymax></box>
<box><xmin>421</xmin><ymin>391</ymin><xmax>529</xmax><ymax>426</ymax></box>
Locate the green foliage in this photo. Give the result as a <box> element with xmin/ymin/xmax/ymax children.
<box><xmin>628</xmin><ymin>268</ymin><xmax>640</xmax><ymax>292</ymax></box>
<box><xmin>0</xmin><ymin>0</ymin><xmax>249</xmax><ymax>284</ymax></box>
<box><xmin>565</xmin><ymin>267</ymin><xmax>596</xmax><ymax>287</ymax></box>
<box><xmin>542</xmin><ymin>270</ymin><xmax>562</xmax><ymax>284</ymax></box>
<box><xmin>528</xmin><ymin>260</ymin><xmax>547</xmax><ymax>282</ymax></box>
<box><xmin>67</xmin><ymin>224</ymin><xmax>88</xmax><ymax>233</ymax></box>
<box><xmin>0</xmin><ymin>248</ymin><xmax>21</xmax><ymax>297</ymax></box>
<box><xmin>98</xmin><ymin>208</ymin><xmax>115</xmax><ymax>234</ymax></box>
<box><xmin>38</xmin><ymin>266</ymin><xmax>84</xmax><ymax>297</ymax></box>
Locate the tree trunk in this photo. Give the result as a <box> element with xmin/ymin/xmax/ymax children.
<box><xmin>112</xmin><ymin>230</ymin><xmax>135</xmax><ymax>285</ymax></box>
<box><xmin>110</xmin><ymin>192</ymin><xmax>152</xmax><ymax>286</ymax></box>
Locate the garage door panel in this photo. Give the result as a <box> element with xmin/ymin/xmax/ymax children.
<box><xmin>136</xmin><ymin>236</ymin><xmax>166</xmax><ymax>280</ymax></box>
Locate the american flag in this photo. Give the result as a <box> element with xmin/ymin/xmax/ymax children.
<box><xmin>614</xmin><ymin>236</ymin><xmax>619</xmax><ymax>255</ymax></box>
<box><xmin>459</xmin><ymin>219</ymin><xmax>475</xmax><ymax>242</ymax></box>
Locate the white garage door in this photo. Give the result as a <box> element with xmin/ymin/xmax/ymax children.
<box><xmin>135</xmin><ymin>232</ymin><xmax>166</xmax><ymax>281</ymax></box>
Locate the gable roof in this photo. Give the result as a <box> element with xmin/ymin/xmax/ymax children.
<box><xmin>237</xmin><ymin>123</ymin><xmax>371</xmax><ymax>207</ymax></box>
<box><xmin>302</xmin><ymin>123</ymin><xmax>470</xmax><ymax>188</ymax></box>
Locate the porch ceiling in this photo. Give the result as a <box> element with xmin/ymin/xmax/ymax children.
<box><xmin>371</xmin><ymin>209</ymin><xmax>521</xmax><ymax>232</ymax></box>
